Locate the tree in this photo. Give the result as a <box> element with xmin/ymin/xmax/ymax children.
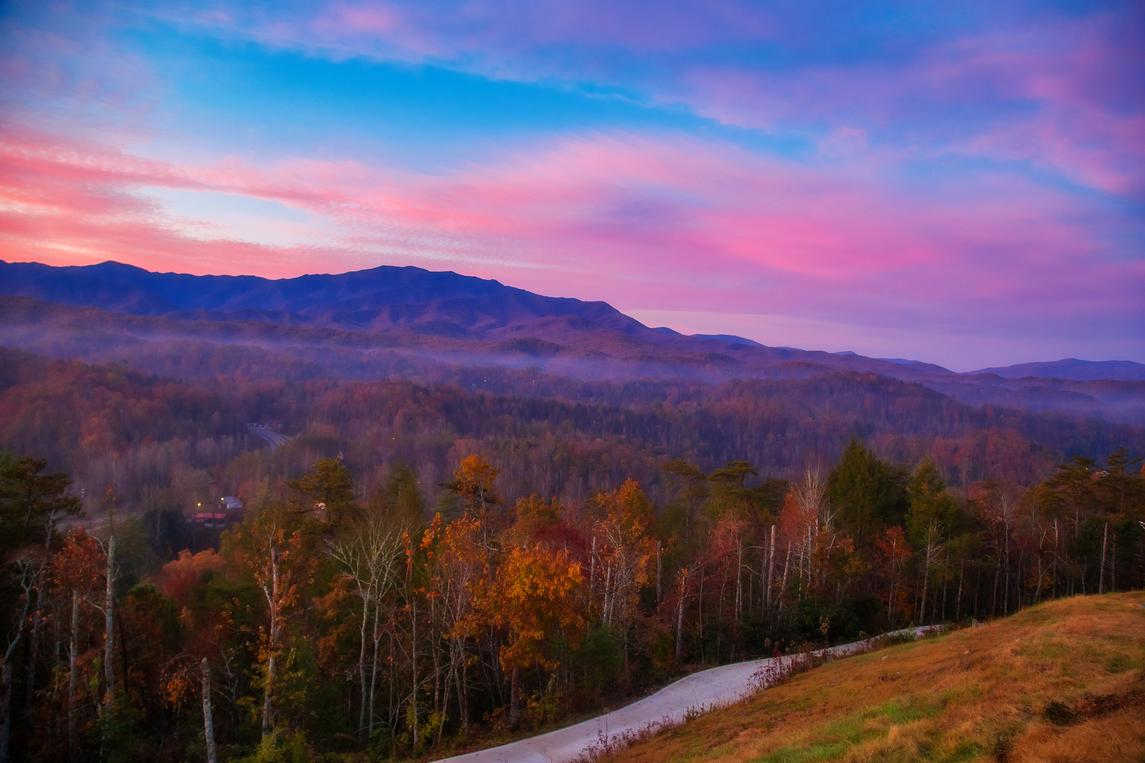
<box><xmin>470</xmin><ymin>544</ymin><xmax>584</xmax><ymax>728</ymax></box>
<box><xmin>50</xmin><ymin>531</ymin><xmax>106</xmax><ymax>761</ymax></box>
<box><xmin>827</xmin><ymin>440</ymin><xmax>908</xmax><ymax>544</ymax></box>
<box><xmin>372</xmin><ymin>464</ymin><xmax>425</xmax><ymax>529</ymax></box>
<box><xmin>0</xmin><ymin>456</ymin><xmax>82</xmax><ymax>558</ymax></box>
<box><xmin>326</xmin><ymin>512</ymin><xmax>403</xmax><ymax>741</ymax></box>
<box><xmin>228</xmin><ymin>511</ymin><xmax>316</xmax><ymax>741</ymax></box>
<box><xmin>291</xmin><ymin>458</ymin><xmax>357</xmax><ymax>525</ymax></box>
<box><xmin>907</xmin><ymin>462</ymin><xmax>957</xmax><ymax>624</ymax></box>
<box><xmin>449</xmin><ymin>455</ymin><xmax>500</xmax><ymax>518</ymax></box>
<box><xmin>429</xmin><ymin>514</ymin><xmax>488</xmax><ymax>738</ymax></box>
<box><xmin>0</xmin><ymin>456</ymin><xmax>80</xmax><ymax>762</ymax></box>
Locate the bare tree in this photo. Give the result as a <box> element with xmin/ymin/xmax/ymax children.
<box><xmin>327</xmin><ymin>515</ymin><xmax>402</xmax><ymax>741</ymax></box>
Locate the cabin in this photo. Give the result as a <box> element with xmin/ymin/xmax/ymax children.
<box><xmin>189</xmin><ymin>495</ymin><xmax>245</xmax><ymax>529</ymax></box>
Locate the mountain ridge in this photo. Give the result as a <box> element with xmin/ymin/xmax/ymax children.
<box><xmin>1</xmin><ymin>260</ymin><xmax>1143</xmax><ymax>424</ymax></box>
<box><xmin>972</xmin><ymin>358</ymin><xmax>1145</xmax><ymax>382</ymax></box>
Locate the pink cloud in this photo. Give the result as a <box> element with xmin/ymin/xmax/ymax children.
<box><xmin>3</xmin><ymin>124</ymin><xmax>1138</xmax><ymax>349</ymax></box>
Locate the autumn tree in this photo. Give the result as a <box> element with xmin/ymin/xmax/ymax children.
<box><xmin>50</xmin><ymin>530</ymin><xmax>106</xmax><ymax>761</ymax></box>
<box><xmin>449</xmin><ymin>455</ymin><xmax>500</xmax><ymax>518</ymax></box>
<box><xmin>470</xmin><ymin>544</ymin><xmax>584</xmax><ymax>728</ymax></box>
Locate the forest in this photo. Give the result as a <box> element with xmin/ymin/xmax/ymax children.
<box><xmin>2</xmin><ymin>346</ymin><xmax>1141</xmax><ymax>522</ymax></box>
<box><xmin>1</xmin><ymin>439</ymin><xmax>1142</xmax><ymax>762</ymax></box>
<box><xmin>1</xmin><ymin>339</ymin><xmax>1143</xmax><ymax>761</ymax></box>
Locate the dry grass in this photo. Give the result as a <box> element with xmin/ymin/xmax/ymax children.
<box><xmin>609</xmin><ymin>593</ymin><xmax>1145</xmax><ymax>762</ymax></box>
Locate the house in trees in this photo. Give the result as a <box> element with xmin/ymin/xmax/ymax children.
<box><xmin>190</xmin><ymin>495</ymin><xmax>245</xmax><ymax>528</ymax></box>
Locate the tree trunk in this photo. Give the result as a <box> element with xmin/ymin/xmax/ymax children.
<box><xmin>68</xmin><ymin>591</ymin><xmax>79</xmax><ymax>763</ymax></box>
<box><xmin>735</xmin><ymin>541</ymin><xmax>743</xmax><ymax>623</ymax></box>
<box><xmin>918</xmin><ymin>538</ymin><xmax>932</xmax><ymax>627</ymax></box>
<box><xmin>697</xmin><ymin>569</ymin><xmax>705</xmax><ymax>661</ymax></box>
<box><xmin>104</xmin><ymin>534</ymin><xmax>116</xmax><ymax>701</ymax></box>
<box><xmin>1002</xmin><ymin>516</ymin><xmax>1011</xmax><ymax>615</ymax></box>
<box><xmin>778</xmin><ymin>540</ymin><xmax>792</xmax><ymax>613</ymax></box>
<box><xmin>887</xmin><ymin>534</ymin><xmax>898</xmax><ymax>622</ymax></box>
<box><xmin>1099</xmin><ymin>521</ymin><xmax>1108</xmax><ymax>594</ymax></box>
<box><xmin>766</xmin><ymin>525</ymin><xmax>775</xmax><ymax>610</ymax></box>
<box><xmin>357</xmin><ymin>592</ymin><xmax>370</xmax><ymax>740</ymax></box>
<box><xmin>0</xmin><ymin>567</ymin><xmax>33</xmax><ymax>763</ymax></box>
<box><xmin>1111</xmin><ymin>535</ymin><xmax>1116</xmax><ymax>592</ymax></box>
<box><xmin>261</xmin><ymin>542</ymin><xmax>279</xmax><ymax>740</ymax></box>
<box><xmin>201</xmin><ymin>659</ymin><xmax>218</xmax><ymax>763</ymax></box>
<box><xmin>674</xmin><ymin>569</ymin><xmax>687</xmax><ymax>662</ymax></box>
<box><xmin>410</xmin><ymin>596</ymin><xmax>418</xmax><ymax>750</ymax></box>
<box><xmin>24</xmin><ymin>521</ymin><xmax>55</xmax><ymax>714</ymax></box>
<box><xmin>455</xmin><ymin>638</ymin><xmax>469</xmax><ymax>734</ymax></box>
<box><xmin>430</xmin><ymin>599</ymin><xmax>441</xmax><ymax>723</ymax></box>
<box><xmin>589</xmin><ymin>536</ymin><xmax>596</xmax><ymax>605</ymax></box>
<box><xmin>508</xmin><ymin>665</ymin><xmax>521</xmax><ymax>729</ymax></box>
<box><xmin>956</xmin><ymin>560</ymin><xmax>965</xmax><ymax>621</ymax></box>
<box><xmin>0</xmin><ymin>661</ymin><xmax>13</xmax><ymax>763</ymax></box>
<box><xmin>655</xmin><ymin>542</ymin><xmax>662</xmax><ymax>607</ymax></box>
<box><xmin>368</xmin><ymin>602</ymin><xmax>382</xmax><ymax>739</ymax></box>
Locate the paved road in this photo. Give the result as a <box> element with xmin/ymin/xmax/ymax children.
<box><xmin>436</xmin><ymin>627</ymin><xmax>935</xmax><ymax>763</ymax></box>
<box><xmin>247</xmin><ymin>423</ymin><xmax>290</xmax><ymax>450</ymax></box>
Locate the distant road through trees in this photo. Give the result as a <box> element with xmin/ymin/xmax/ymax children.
<box><xmin>247</xmin><ymin>423</ymin><xmax>290</xmax><ymax>450</ymax></box>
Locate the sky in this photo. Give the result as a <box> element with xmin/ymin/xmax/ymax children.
<box><xmin>0</xmin><ymin>1</ymin><xmax>1142</xmax><ymax>370</ymax></box>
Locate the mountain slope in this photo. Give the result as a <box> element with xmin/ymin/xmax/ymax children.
<box><xmin>606</xmin><ymin>593</ymin><xmax>1145</xmax><ymax>762</ymax></box>
<box><xmin>0</xmin><ymin>259</ymin><xmax>646</xmax><ymax>339</ymax></box>
<box><xmin>974</xmin><ymin>359</ymin><xmax>1145</xmax><ymax>382</ymax></box>
<box><xmin>0</xmin><ymin>259</ymin><xmax>956</xmax><ymax>380</ymax></box>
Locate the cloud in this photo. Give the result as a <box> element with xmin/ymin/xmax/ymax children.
<box><xmin>3</xmin><ymin>123</ymin><xmax>1140</xmax><ymax>366</ymax></box>
<box><xmin>126</xmin><ymin>1</ymin><xmax>1145</xmax><ymax>202</ymax></box>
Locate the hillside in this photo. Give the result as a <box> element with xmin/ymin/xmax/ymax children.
<box><xmin>606</xmin><ymin>593</ymin><xmax>1145</xmax><ymax>762</ymax></box>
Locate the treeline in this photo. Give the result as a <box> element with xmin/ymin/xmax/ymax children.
<box><xmin>1</xmin><ymin>444</ymin><xmax>1142</xmax><ymax>761</ymax></box>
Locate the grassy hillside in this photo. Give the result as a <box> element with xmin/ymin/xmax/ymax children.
<box><xmin>609</xmin><ymin>593</ymin><xmax>1145</xmax><ymax>762</ymax></box>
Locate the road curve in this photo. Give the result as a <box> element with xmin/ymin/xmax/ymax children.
<box><xmin>435</xmin><ymin>627</ymin><xmax>935</xmax><ymax>763</ymax></box>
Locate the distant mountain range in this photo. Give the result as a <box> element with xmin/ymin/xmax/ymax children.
<box><xmin>1</xmin><ymin>259</ymin><xmax>1143</xmax><ymax>425</ymax></box>
<box><xmin>972</xmin><ymin>359</ymin><xmax>1145</xmax><ymax>382</ymax></box>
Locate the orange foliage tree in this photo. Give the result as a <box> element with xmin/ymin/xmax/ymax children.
<box><xmin>471</xmin><ymin>543</ymin><xmax>584</xmax><ymax>728</ymax></box>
